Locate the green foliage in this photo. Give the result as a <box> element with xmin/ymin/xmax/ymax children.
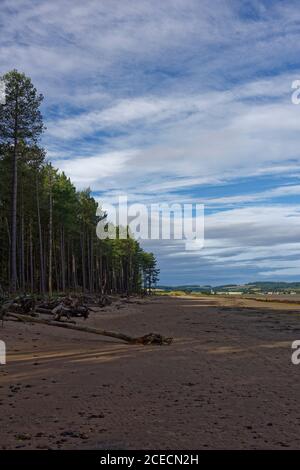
<box><xmin>0</xmin><ymin>69</ymin><xmax>44</xmax><ymax>146</ymax></box>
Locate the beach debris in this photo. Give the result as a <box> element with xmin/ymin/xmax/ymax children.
<box><xmin>4</xmin><ymin>311</ymin><xmax>173</xmax><ymax>345</ymax></box>
<box><xmin>98</xmin><ymin>295</ymin><xmax>112</xmax><ymax>307</ymax></box>
<box><xmin>0</xmin><ymin>295</ymin><xmax>89</xmax><ymax>325</ymax></box>
<box><xmin>130</xmin><ymin>333</ymin><xmax>173</xmax><ymax>345</ymax></box>
<box><xmin>0</xmin><ymin>295</ymin><xmax>36</xmax><ymax>323</ymax></box>
<box><xmin>1</xmin><ymin>293</ymin><xmax>173</xmax><ymax>345</ymax></box>
<box><xmin>37</xmin><ymin>296</ymin><xmax>90</xmax><ymax>319</ymax></box>
<box><xmin>0</xmin><ymin>300</ymin><xmax>14</xmax><ymax>327</ymax></box>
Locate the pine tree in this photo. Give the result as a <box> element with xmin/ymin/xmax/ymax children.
<box><xmin>0</xmin><ymin>70</ymin><xmax>44</xmax><ymax>292</ymax></box>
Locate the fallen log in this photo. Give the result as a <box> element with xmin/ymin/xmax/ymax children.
<box><xmin>35</xmin><ymin>307</ymin><xmax>53</xmax><ymax>315</ymax></box>
<box><xmin>5</xmin><ymin>312</ymin><xmax>173</xmax><ymax>345</ymax></box>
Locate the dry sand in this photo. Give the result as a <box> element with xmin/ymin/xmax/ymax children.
<box><xmin>1</xmin><ymin>295</ymin><xmax>300</xmax><ymax>450</ymax></box>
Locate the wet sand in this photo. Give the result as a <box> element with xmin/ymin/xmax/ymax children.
<box><xmin>1</xmin><ymin>295</ymin><xmax>300</xmax><ymax>449</ymax></box>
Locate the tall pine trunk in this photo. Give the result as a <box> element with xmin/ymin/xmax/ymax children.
<box><xmin>36</xmin><ymin>173</ymin><xmax>45</xmax><ymax>294</ymax></box>
<box><xmin>48</xmin><ymin>172</ymin><xmax>53</xmax><ymax>296</ymax></box>
<box><xmin>29</xmin><ymin>220</ymin><xmax>34</xmax><ymax>292</ymax></box>
<box><xmin>10</xmin><ymin>144</ymin><xmax>18</xmax><ymax>292</ymax></box>
<box><xmin>60</xmin><ymin>226</ymin><xmax>65</xmax><ymax>292</ymax></box>
<box><xmin>20</xmin><ymin>181</ymin><xmax>25</xmax><ymax>291</ymax></box>
<box><xmin>81</xmin><ymin>231</ymin><xmax>86</xmax><ymax>292</ymax></box>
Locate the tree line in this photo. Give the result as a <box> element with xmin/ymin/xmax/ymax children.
<box><xmin>0</xmin><ymin>70</ymin><xmax>159</xmax><ymax>296</ymax></box>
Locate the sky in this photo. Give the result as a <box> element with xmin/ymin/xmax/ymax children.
<box><xmin>1</xmin><ymin>0</ymin><xmax>300</xmax><ymax>285</ymax></box>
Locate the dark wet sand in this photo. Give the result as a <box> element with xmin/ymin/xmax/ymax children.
<box><xmin>1</xmin><ymin>295</ymin><xmax>300</xmax><ymax>449</ymax></box>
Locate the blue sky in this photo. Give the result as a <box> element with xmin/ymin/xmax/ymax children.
<box><xmin>1</xmin><ymin>0</ymin><xmax>300</xmax><ymax>285</ymax></box>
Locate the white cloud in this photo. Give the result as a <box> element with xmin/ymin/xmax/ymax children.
<box><xmin>147</xmin><ymin>204</ymin><xmax>300</xmax><ymax>283</ymax></box>
<box><xmin>46</xmin><ymin>81</ymin><xmax>300</xmax><ymax>193</ymax></box>
<box><xmin>54</xmin><ymin>151</ymin><xmax>134</xmax><ymax>187</ymax></box>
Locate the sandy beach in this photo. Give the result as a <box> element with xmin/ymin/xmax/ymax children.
<box><xmin>1</xmin><ymin>295</ymin><xmax>300</xmax><ymax>450</ymax></box>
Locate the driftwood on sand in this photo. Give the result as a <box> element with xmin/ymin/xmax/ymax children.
<box><xmin>5</xmin><ymin>312</ymin><xmax>173</xmax><ymax>345</ymax></box>
<box><xmin>0</xmin><ymin>295</ymin><xmax>173</xmax><ymax>346</ymax></box>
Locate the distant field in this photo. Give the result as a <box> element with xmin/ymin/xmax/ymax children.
<box><xmin>243</xmin><ymin>294</ymin><xmax>300</xmax><ymax>303</ymax></box>
<box><xmin>156</xmin><ymin>290</ymin><xmax>300</xmax><ymax>307</ymax></box>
